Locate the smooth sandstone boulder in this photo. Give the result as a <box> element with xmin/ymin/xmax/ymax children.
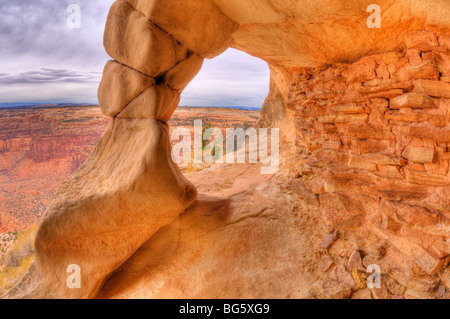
<box><xmin>124</xmin><ymin>0</ymin><xmax>239</xmax><ymax>58</ymax></box>
<box><xmin>104</xmin><ymin>1</ymin><xmax>188</xmax><ymax>77</ymax></box>
<box><xmin>27</xmin><ymin>118</ymin><xmax>197</xmax><ymax>298</ymax></box>
<box><xmin>97</xmin><ymin>163</ymin><xmax>323</xmax><ymax>299</ymax></box>
<box><xmin>98</xmin><ymin>60</ymin><xmax>155</xmax><ymax>117</ymax></box>
<box><xmin>163</xmin><ymin>53</ymin><xmax>204</xmax><ymax>93</ymax></box>
<box><xmin>117</xmin><ymin>84</ymin><xmax>180</xmax><ymax>122</ymax></box>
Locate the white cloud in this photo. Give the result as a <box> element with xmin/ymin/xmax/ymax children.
<box><xmin>0</xmin><ymin>1</ymin><xmax>270</xmax><ymax>108</ymax></box>
<box><xmin>181</xmin><ymin>49</ymin><xmax>270</xmax><ymax>108</ymax></box>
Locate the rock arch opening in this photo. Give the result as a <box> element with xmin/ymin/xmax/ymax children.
<box><xmin>180</xmin><ymin>48</ymin><xmax>270</xmax><ymax>109</ymax></box>
<box><xmin>168</xmin><ymin>48</ymin><xmax>272</xmax><ymax>173</ymax></box>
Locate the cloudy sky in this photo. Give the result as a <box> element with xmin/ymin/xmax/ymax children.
<box><xmin>0</xmin><ymin>1</ymin><xmax>270</xmax><ymax>108</ymax></box>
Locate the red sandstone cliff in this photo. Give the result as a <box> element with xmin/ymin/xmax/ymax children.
<box><xmin>0</xmin><ymin>107</ymin><xmax>109</xmax><ymax>233</ymax></box>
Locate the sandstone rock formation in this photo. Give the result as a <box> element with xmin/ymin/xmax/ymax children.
<box><xmin>291</xmin><ymin>34</ymin><xmax>450</xmax><ymax>287</ymax></box>
<box><xmin>0</xmin><ymin>107</ymin><xmax>110</xmax><ymax>234</ymax></box>
<box><xmin>97</xmin><ymin>162</ymin><xmax>324</xmax><ymax>299</ymax></box>
<box><xmin>4</xmin><ymin>0</ymin><xmax>450</xmax><ymax>299</ymax></box>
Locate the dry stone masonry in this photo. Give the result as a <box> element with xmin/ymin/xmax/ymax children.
<box><xmin>292</xmin><ymin>30</ymin><xmax>450</xmax><ymax>294</ymax></box>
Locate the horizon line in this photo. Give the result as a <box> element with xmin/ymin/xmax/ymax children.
<box><xmin>0</xmin><ymin>103</ymin><xmax>262</xmax><ymax>110</ymax></box>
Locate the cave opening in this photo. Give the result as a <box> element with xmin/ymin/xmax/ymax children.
<box><xmin>180</xmin><ymin>48</ymin><xmax>270</xmax><ymax>110</ymax></box>
<box><xmin>169</xmin><ymin>48</ymin><xmax>273</xmax><ymax>173</ymax></box>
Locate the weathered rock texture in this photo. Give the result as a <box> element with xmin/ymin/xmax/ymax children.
<box><xmin>0</xmin><ymin>107</ymin><xmax>110</xmax><ymax>234</ymax></box>
<box><xmin>290</xmin><ymin>31</ymin><xmax>450</xmax><ymax>296</ymax></box>
<box><xmin>6</xmin><ymin>0</ymin><xmax>203</xmax><ymax>299</ymax></box>
<box><xmin>4</xmin><ymin>0</ymin><xmax>450</xmax><ymax>299</ymax></box>
<box><xmin>97</xmin><ymin>162</ymin><xmax>323</xmax><ymax>299</ymax></box>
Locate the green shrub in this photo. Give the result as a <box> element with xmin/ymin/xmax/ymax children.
<box><xmin>0</xmin><ymin>225</ymin><xmax>38</xmax><ymax>295</ymax></box>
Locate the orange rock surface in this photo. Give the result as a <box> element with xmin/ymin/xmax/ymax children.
<box><xmin>4</xmin><ymin>0</ymin><xmax>450</xmax><ymax>299</ymax></box>
<box><xmin>0</xmin><ymin>107</ymin><xmax>110</xmax><ymax>234</ymax></box>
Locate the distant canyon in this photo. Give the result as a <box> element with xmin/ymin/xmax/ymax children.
<box><xmin>0</xmin><ymin>106</ymin><xmax>258</xmax><ymax>235</ymax></box>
